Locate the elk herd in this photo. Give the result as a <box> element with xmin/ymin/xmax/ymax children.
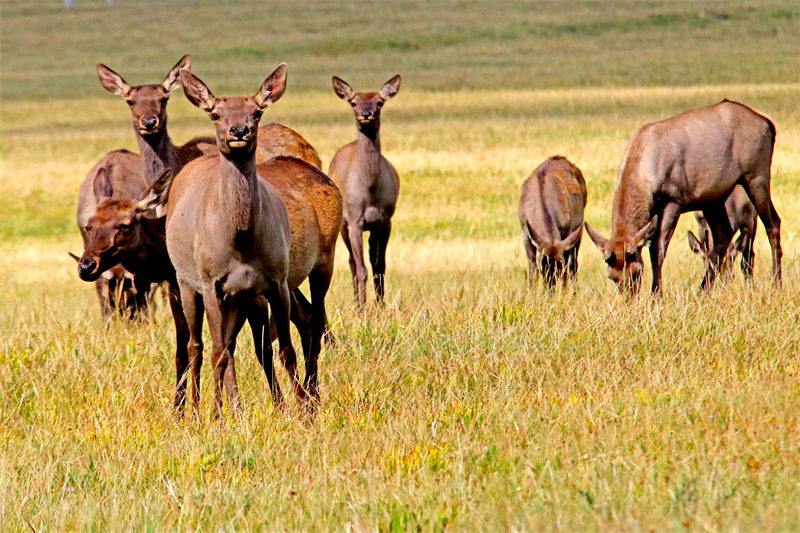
<box><xmin>73</xmin><ymin>55</ymin><xmax>783</xmax><ymax>417</ymax></box>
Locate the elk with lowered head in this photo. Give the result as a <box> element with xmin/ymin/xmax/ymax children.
<box><xmin>518</xmin><ymin>156</ymin><xmax>586</xmax><ymax>289</ymax></box>
<box><xmin>688</xmin><ymin>184</ymin><xmax>757</xmax><ymax>279</ymax></box>
<box><xmin>585</xmin><ymin>100</ymin><xmax>781</xmax><ymax>297</ymax></box>
<box><xmin>155</xmin><ymin>64</ymin><xmax>340</xmax><ymax>415</ymax></box>
<box><xmin>329</xmin><ymin>75</ymin><xmax>401</xmax><ymax>307</ymax></box>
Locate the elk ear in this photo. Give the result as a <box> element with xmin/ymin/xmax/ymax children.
<box><xmin>584</xmin><ymin>222</ymin><xmax>608</xmax><ymax>255</ymax></box>
<box><xmin>634</xmin><ymin>216</ymin><xmax>658</xmax><ymax>248</ymax></box>
<box><xmin>255</xmin><ymin>63</ymin><xmax>287</xmax><ymax>108</ymax></box>
<box><xmin>524</xmin><ymin>220</ymin><xmax>546</xmax><ymax>251</ymax></box>
<box><xmin>559</xmin><ymin>223</ymin><xmax>584</xmax><ymax>251</ymax></box>
<box><xmin>68</xmin><ymin>252</ymin><xmax>80</xmax><ymax>263</ymax></box>
<box><xmin>93</xmin><ymin>167</ymin><xmax>113</xmax><ymax>202</ymax></box>
<box><xmin>687</xmin><ymin>230</ymin><xmax>706</xmax><ymax>256</ymax></box>
<box><xmin>180</xmin><ymin>69</ymin><xmax>216</xmax><ymax>111</ymax></box>
<box><xmin>135</xmin><ymin>169</ymin><xmax>174</xmax><ymax>216</ymax></box>
<box><xmin>162</xmin><ymin>54</ymin><xmax>191</xmax><ymax>94</ymax></box>
<box><xmin>379</xmin><ymin>74</ymin><xmax>401</xmax><ymax>100</ymax></box>
<box><xmin>97</xmin><ymin>63</ymin><xmax>131</xmax><ymax>97</ymax></box>
<box><xmin>727</xmin><ymin>231</ymin><xmax>745</xmax><ymax>259</ymax></box>
<box><xmin>331</xmin><ymin>76</ymin><xmax>355</xmax><ymax>101</ymax></box>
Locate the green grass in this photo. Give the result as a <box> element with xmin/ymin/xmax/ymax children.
<box><xmin>1</xmin><ymin>1</ymin><xmax>800</xmax><ymax>531</ymax></box>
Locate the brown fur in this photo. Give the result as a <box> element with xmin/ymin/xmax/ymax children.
<box><xmin>518</xmin><ymin>156</ymin><xmax>587</xmax><ymax>289</ymax></box>
<box><xmin>158</xmin><ymin>65</ymin><xmax>340</xmax><ymax>416</ymax></box>
<box><xmin>585</xmin><ymin>99</ymin><xmax>781</xmax><ymax>297</ymax></box>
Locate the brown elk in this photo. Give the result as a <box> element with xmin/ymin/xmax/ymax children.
<box><xmin>584</xmin><ymin>100</ymin><xmax>781</xmax><ymax>297</ymax></box>
<box><xmin>152</xmin><ymin>64</ymin><xmax>340</xmax><ymax>415</ymax></box>
<box><xmin>76</xmin><ymin>152</ymin><xmax>148</xmax><ymax>317</ymax></box>
<box><xmin>688</xmin><ymin>184</ymin><xmax>757</xmax><ymax>278</ymax></box>
<box><xmin>518</xmin><ymin>156</ymin><xmax>586</xmax><ymax>289</ymax></box>
<box><xmin>329</xmin><ymin>75</ymin><xmax>401</xmax><ymax>306</ymax></box>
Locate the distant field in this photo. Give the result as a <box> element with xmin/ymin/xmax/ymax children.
<box><xmin>1</xmin><ymin>1</ymin><xmax>799</xmax><ymax>531</ymax></box>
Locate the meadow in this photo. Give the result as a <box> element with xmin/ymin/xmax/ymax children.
<box><xmin>1</xmin><ymin>0</ymin><xmax>799</xmax><ymax>530</ymax></box>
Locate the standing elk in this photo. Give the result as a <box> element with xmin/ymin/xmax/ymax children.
<box><xmin>151</xmin><ymin>64</ymin><xmax>340</xmax><ymax>415</ymax></box>
<box><xmin>584</xmin><ymin>100</ymin><xmax>781</xmax><ymax>297</ymax></box>
<box><xmin>518</xmin><ymin>156</ymin><xmax>586</xmax><ymax>289</ymax></box>
<box><xmin>688</xmin><ymin>184</ymin><xmax>757</xmax><ymax>278</ymax></box>
<box><xmin>329</xmin><ymin>75</ymin><xmax>401</xmax><ymax>307</ymax></box>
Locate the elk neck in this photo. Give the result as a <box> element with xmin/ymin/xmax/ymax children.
<box><xmin>135</xmin><ymin>122</ymin><xmax>181</xmax><ymax>184</ymax></box>
<box><xmin>218</xmin><ymin>151</ymin><xmax>259</xmax><ymax>232</ymax></box>
<box><xmin>356</xmin><ymin>124</ymin><xmax>382</xmax><ymax>188</ymax></box>
<box><xmin>611</xmin><ymin>160</ymin><xmax>654</xmax><ymax>239</ymax></box>
<box><xmin>120</xmin><ymin>216</ymin><xmax>172</xmax><ymax>282</ymax></box>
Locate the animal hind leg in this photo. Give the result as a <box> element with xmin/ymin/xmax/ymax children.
<box><xmin>248</xmin><ymin>295</ymin><xmax>283</xmax><ymax>408</ymax></box>
<box><xmin>742</xmin><ymin>176</ymin><xmax>781</xmax><ymax>283</ymax></box>
<box><xmin>522</xmin><ymin>235</ymin><xmax>538</xmax><ymax>287</ymax></box>
<box><xmin>305</xmin><ymin>266</ymin><xmax>333</xmax><ymax>406</ymax></box>
<box><xmin>368</xmin><ymin>221</ymin><xmax>391</xmax><ymax>303</ymax></box>
<box><xmin>267</xmin><ymin>281</ymin><xmax>307</xmax><ymax>403</ymax></box>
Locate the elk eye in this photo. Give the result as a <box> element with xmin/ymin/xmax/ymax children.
<box><xmin>350</xmin><ymin>101</ymin><xmax>356</xmax><ymax>107</ymax></box>
<box><xmin>210</xmin><ymin>112</ymin><xmax>220</xmax><ymax>121</ymax></box>
<box><xmin>126</xmin><ymin>99</ymin><xmax>135</xmax><ymax>106</ymax></box>
<box><xmin>84</xmin><ymin>226</ymin><xmax>90</xmax><ymax>233</ymax></box>
<box><xmin>376</xmin><ymin>101</ymin><xmax>383</xmax><ymax>108</ymax></box>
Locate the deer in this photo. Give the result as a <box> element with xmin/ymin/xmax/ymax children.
<box><xmin>76</xmin><ymin>151</ymin><xmax>147</xmax><ymax>317</ymax></box>
<box><xmin>688</xmin><ymin>184</ymin><xmax>757</xmax><ymax>279</ymax></box>
<box><xmin>329</xmin><ymin>75</ymin><xmax>401</xmax><ymax>307</ymax></box>
<box><xmin>584</xmin><ymin>99</ymin><xmax>781</xmax><ymax>297</ymax></box>
<box><xmin>148</xmin><ymin>64</ymin><xmax>340</xmax><ymax>415</ymax></box>
<box><xmin>518</xmin><ymin>156</ymin><xmax>586</xmax><ymax>290</ymax></box>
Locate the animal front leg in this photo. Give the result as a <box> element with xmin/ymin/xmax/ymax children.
<box><xmin>249</xmin><ymin>297</ymin><xmax>282</xmax><ymax>408</ymax></box>
<box><xmin>168</xmin><ymin>283</ymin><xmax>190</xmax><ymax>415</ymax></box>
<box><xmin>267</xmin><ymin>281</ymin><xmax>307</xmax><ymax>403</ymax></box>
<box><xmin>649</xmin><ymin>203</ymin><xmax>681</xmax><ymax>296</ymax></box>
<box><xmin>347</xmin><ymin>224</ymin><xmax>368</xmax><ymax>308</ymax></box>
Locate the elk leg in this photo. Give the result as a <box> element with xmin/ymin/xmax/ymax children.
<box><xmin>522</xmin><ymin>236</ymin><xmax>538</xmax><ymax>286</ymax></box>
<box><xmin>267</xmin><ymin>281</ymin><xmax>307</xmax><ymax>403</ymax></box>
<box><xmin>179</xmin><ymin>282</ymin><xmax>204</xmax><ymax>412</ymax></box>
<box><xmin>567</xmin><ymin>239</ymin><xmax>580</xmax><ymax>285</ymax></box>
<box><xmin>202</xmin><ymin>289</ymin><xmax>231</xmax><ymax>417</ymax></box>
<box><xmin>249</xmin><ymin>296</ymin><xmax>283</xmax><ymax>407</ymax></box>
<box><xmin>740</xmin><ymin>228</ymin><xmax>755</xmax><ymax>279</ymax></box>
<box><xmin>347</xmin><ymin>224</ymin><xmax>368</xmax><ymax>308</ymax></box>
<box><xmin>340</xmin><ymin>221</ymin><xmax>360</xmax><ymax>303</ymax></box>
<box><xmin>168</xmin><ymin>283</ymin><xmax>190</xmax><ymax>415</ymax></box>
<box><xmin>288</xmin><ymin>291</ymin><xmax>312</xmax><ymax>360</ymax></box>
<box><xmin>305</xmin><ymin>266</ymin><xmax>333</xmax><ymax>406</ymax></box>
<box><xmin>649</xmin><ymin>202</ymin><xmax>681</xmax><ymax>296</ymax></box>
<box><xmin>742</xmin><ymin>177</ymin><xmax>782</xmax><ymax>283</ymax></box>
<box><xmin>368</xmin><ymin>221</ymin><xmax>390</xmax><ymax>304</ymax></box>
<box><xmin>294</xmin><ymin>289</ymin><xmax>335</xmax><ymax>347</ymax></box>
<box><xmin>699</xmin><ymin>201</ymin><xmax>733</xmax><ymax>291</ymax></box>
<box><xmin>95</xmin><ymin>278</ymin><xmax>113</xmax><ymax>318</ymax></box>
<box><xmin>219</xmin><ymin>304</ymin><xmax>246</xmax><ymax>415</ymax></box>
<box><xmin>132</xmin><ymin>275</ymin><xmax>151</xmax><ymax>320</ymax></box>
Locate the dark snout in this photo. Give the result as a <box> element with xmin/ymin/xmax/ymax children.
<box><xmin>140</xmin><ymin>116</ymin><xmax>159</xmax><ymax>133</ymax></box>
<box><xmin>78</xmin><ymin>256</ymin><xmax>100</xmax><ymax>281</ymax></box>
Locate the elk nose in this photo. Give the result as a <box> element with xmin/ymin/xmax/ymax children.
<box><xmin>78</xmin><ymin>259</ymin><xmax>97</xmax><ymax>277</ymax></box>
<box><xmin>360</xmin><ymin>111</ymin><xmax>371</xmax><ymax>120</ymax></box>
<box><xmin>228</xmin><ymin>125</ymin><xmax>250</xmax><ymax>139</ymax></box>
<box><xmin>141</xmin><ymin>117</ymin><xmax>158</xmax><ymax>131</ymax></box>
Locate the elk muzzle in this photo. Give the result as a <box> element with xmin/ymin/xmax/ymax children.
<box><xmin>78</xmin><ymin>257</ymin><xmax>100</xmax><ymax>281</ymax></box>
<box><xmin>227</xmin><ymin>125</ymin><xmax>251</xmax><ymax>148</ymax></box>
<box><xmin>139</xmin><ymin>116</ymin><xmax>159</xmax><ymax>134</ymax></box>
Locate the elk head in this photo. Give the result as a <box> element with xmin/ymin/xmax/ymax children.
<box><xmin>585</xmin><ymin>216</ymin><xmax>658</xmax><ymax>297</ymax></box>
<box><xmin>526</xmin><ymin>222</ymin><xmax>583</xmax><ymax>288</ymax></box>
<box><xmin>179</xmin><ymin>63</ymin><xmax>287</xmax><ymax>158</ymax></box>
<box><xmin>331</xmin><ymin>74</ymin><xmax>401</xmax><ymax>132</ymax></box>
<box><xmin>97</xmin><ymin>55</ymin><xmax>190</xmax><ymax>137</ymax></box>
<box><xmin>77</xmin><ymin>169</ymin><xmax>174</xmax><ymax>282</ymax></box>
<box><xmin>687</xmin><ymin>229</ymin><xmax>740</xmax><ymax>276</ymax></box>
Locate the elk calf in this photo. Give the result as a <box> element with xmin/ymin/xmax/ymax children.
<box><xmin>518</xmin><ymin>156</ymin><xmax>586</xmax><ymax>289</ymax></box>
<box><xmin>329</xmin><ymin>75</ymin><xmax>401</xmax><ymax>306</ymax></box>
<box><xmin>688</xmin><ymin>184</ymin><xmax>757</xmax><ymax>278</ymax></box>
<box><xmin>585</xmin><ymin>100</ymin><xmax>780</xmax><ymax>297</ymax></box>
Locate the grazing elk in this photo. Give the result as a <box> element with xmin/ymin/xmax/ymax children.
<box><xmin>329</xmin><ymin>75</ymin><xmax>401</xmax><ymax>307</ymax></box>
<box><xmin>154</xmin><ymin>64</ymin><xmax>340</xmax><ymax>415</ymax></box>
<box><xmin>584</xmin><ymin>100</ymin><xmax>781</xmax><ymax>297</ymax></box>
<box><xmin>518</xmin><ymin>156</ymin><xmax>586</xmax><ymax>289</ymax></box>
<box><xmin>688</xmin><ymin>184</ymin><xmax>757</xmax><ymax>278</ymax></box>
<box><xmin>76</xmin><ymin>152</ymin><xmax>148</xmax><ymax>317</ymax></box>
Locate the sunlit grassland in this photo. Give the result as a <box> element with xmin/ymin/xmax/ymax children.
<box><xmin>1</xmin><ymin>1</ymin><xmax>800</xmax><ymax>531</ymax></box>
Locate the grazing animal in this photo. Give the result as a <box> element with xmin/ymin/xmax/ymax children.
<box><xmin>688</xmin><ymin>184</ymin><xmax>757</xmax><ymax>278</ymax></box>
<box><xmin>158</xmin><ymin>64</ymin><xmax>340</xmax><ymax>414</ymax></box>
<box><xmin>518</xmin><ymin>156</ymin><xmax>586</xmax><ymax>289</ymax></box>
<box><xmin>76</xmin><ymin>154</ymin><xmax>149</xmax><ymax>317</ymax></box>
<box><xmin>329</xmin><ymin>75</ymin><xmax>401</xmax><ymax>306</ymax></box>
<box><xmin>584</xmin><ymin>100</ymin><xmax>781</xmax><ymax>297</ymax></box>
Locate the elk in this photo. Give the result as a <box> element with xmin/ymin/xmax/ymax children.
<box><xmin>76</xmin><ymin>151</ymin><xmax>148</xmax><ymax>317</ymax></box>
<box><xmin>688</xmin><ymin>184</ymin><xmax>757</xmax><ymax>278</ymax></box>
<box><xmin>584</xmin><ymin>100</ymin><xmax>781</xmax><ymax>297</ymax></box>
<box><xmin>329</xmin><ymin>75</ymin><xmax>401</xmax><ymax>306</ymax></box>
<box><xmin>518</xmin><ymin>156</ymin><xmax>586</xmax><ymax>289</ymax></box>
<box><xmin>153</xmin><ymin>64</ymin><xmax>340</xmax><ymax>415</ymax></box>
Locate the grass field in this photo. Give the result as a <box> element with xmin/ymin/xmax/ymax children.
<box><xmin>1</xmin><ymin>1</ymin><xmax>799</xmax><ymax>531</ymax></box>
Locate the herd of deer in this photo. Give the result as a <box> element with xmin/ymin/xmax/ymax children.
<box><xmin>73</xmin><ymin>55</ymin><xmax>783</xmax><ymax>416</ymax></box>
